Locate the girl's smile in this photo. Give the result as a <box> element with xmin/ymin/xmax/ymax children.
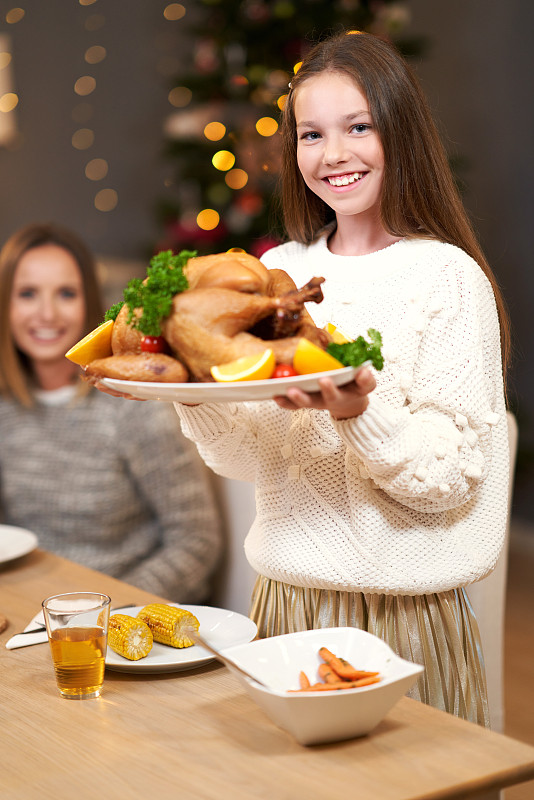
<box><xmin>295</xmin><ymin>72</ymin><xmax>385</xmax><ymax>237</ymax></box>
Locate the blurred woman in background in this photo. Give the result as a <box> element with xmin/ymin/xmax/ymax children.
<box><xmin>0</xmin><ymin>222</ymin><xmax>223</xmax><ymax>602</ymax></box>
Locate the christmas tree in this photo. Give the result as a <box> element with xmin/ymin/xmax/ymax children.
<box><xmin>155</xmin><ymin>0</ymin><xmax>419</xmax><ymax>258</ymax></box>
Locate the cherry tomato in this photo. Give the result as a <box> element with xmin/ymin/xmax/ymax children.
<box><xmin>272</xmin><ymin>364</ymin><xmax>298</xmax><ymax>379</ymax></box>
<box><xmin>140</xmin><ymin>335</ymin><xmax>167</xmax><ymax>353</ymax></box>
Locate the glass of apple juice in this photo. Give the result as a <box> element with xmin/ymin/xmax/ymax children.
<box><xmin>42</xmin><ymin>592</ymin><xmax>111</xmax><ymax>699</ymax></box>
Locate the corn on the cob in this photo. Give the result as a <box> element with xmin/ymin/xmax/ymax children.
<box><xmin>137</xmin><ymin>604</ymin><xmax>199</xmax><ymax>648</ymax></box>
<box><xmin>108</xmin><ymin>614</ymin><xmax>153</xmax><ymax>660</ymax></box>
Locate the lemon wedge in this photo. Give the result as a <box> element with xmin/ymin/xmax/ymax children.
<box><xmin>65</xmin><ymin>319</ymin><xmax>114</xmax><ymax>366</ymax></box>
<box><xmin>210</xmin><ymin>349</ymin><xmax>276</xmax><ymax>382</ymax></box>
<box><xmin>324</xmin><ymin>322</ymin><xmax>352</xmax><ymax>344</ymax></box>
<box><xmin>293</xmin><ymin>338</ymin><xmax>344</xmax><ymax>375</ymax></box>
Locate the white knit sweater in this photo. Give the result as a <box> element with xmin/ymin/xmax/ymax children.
<box><xmin>174</xmin><ymin>233</ymin><xmax>509</xmax><ymax>595</ymax></box>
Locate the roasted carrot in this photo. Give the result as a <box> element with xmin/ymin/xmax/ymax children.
<box><xmin>318</xmin><ymin>662</ymin><xmax>340</xmax><ymax>684</ymax></box>
<box><xmin>289</xmin><ymin>676</ymin><xmax>381</xmax><ymax>693</ymax></box>
<box><xmin>318</xmin><ymin>647</ymin><xmax>379</xmax><ymax>681</ymax></box>
<box><xmin>299</xmin><ymin>670</ymin><xmax>311</xmax><ymax>690</ymax></box>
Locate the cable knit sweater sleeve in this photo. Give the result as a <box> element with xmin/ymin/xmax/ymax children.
<box><xmin>332</xmin><ymin>254</ymin><xmax>503</xmax><ymax>513</ymax></box>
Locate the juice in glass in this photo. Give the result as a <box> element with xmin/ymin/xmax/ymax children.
<box><xmin>42</xmin><ymin>592</ymin><xmax>111</xmax><ymax>699</ymax></box>
<box><xmin>49</xmin><ymin>626</ymin><xmax>106</xmax><ymax>698</ymax></box>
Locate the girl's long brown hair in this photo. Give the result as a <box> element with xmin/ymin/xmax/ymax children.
<box><xmin>280</xmin><ymin>31</ymin><xmax>511</xmax><ymax>381</ymax></box>
<box><xmin>0</xmin><ymin>222</ymin><xmax>104</xmax><ymax>406</ymax></box>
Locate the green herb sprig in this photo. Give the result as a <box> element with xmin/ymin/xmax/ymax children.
<box><xmin>103</xmin><ymin>301</ymin><xmax>124</xmax><ymax>323</ymax></box>
<box><xmin>120</xmin><ymin>249</ymin><xmax>196</xmax><ymax>337</ymax></box>
<box><xmin>326</xmin><ymin>328</ymin><xmax>384</xmax><ymax>371</ymax></box>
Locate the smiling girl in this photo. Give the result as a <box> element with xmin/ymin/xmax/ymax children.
<box><xmin>172</xmin><ymin>31</ymin><xmax>510</xmax><ymax>726</ymax></box>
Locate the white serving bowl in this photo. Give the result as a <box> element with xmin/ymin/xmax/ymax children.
<box><xmin>220</xmin><ymin>627</ymin><xmax>424</xmax><ymax>746</ymax></box>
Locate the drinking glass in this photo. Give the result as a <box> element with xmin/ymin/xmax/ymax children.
<box><xmin>42</xmin><ymin>592</ymin><xmax>111</xmax><ymax>699</ymax></box>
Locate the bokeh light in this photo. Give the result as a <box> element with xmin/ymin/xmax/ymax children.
<box><xmin>85</xmin><ymin>45</ymin><xmax>106</xmax><ymax>65</ymax></box>
<box><xmin>168</xmin><ymin>86</ymin><xmax>192</xmax><ymax>108</ymax></box>
<box><xmin>94</xmin><ymin>188</ymin><xmax>118</xmax><ymax>212</ymax></box>
<box><xmin>5</xmin><ymin>8</ymin><xmax>24</xmax><ymax>24</ymax></box>
<box><xmin>212</xmin><ymin>150</ymin><xmax>235</xmax><ymax>171</ymax></box>
<box><xmin>85</xmin><ymin>158</ymin><xmax>108</xmax><ymax>181</ymax></box>
<box><xmin>197</xmin><ymin>209</ymin><xmax>220</xmax><ymax>230</ymax></box>
<box><xmin>164</xmin><ymin>3</ymin><xmax>186</xmax><ymax>21</ymax></box>
<box><xmin>0</xmin><ymin>92</ymin><xmax>18</xmax><ymax>112</ymax></box>
<box><xmin>71</xmin><ymin>128</ymin><xmax>95</xmax><ymax>150</ymax></box>
<box><xmin>0</xmin><ymin>52</ymin><xmax>12</xmax><ymax>70</ymax></box>
<box><xmin>256</xmin><ymin>116</ymin><xmax>278</xmax><ymax>137</ymax></box>
<box><xmin>225</xmin><ymin>168</ymin><xmax>248</xmax><ymax>190</ymax></box>
<box><xmin>74</xmin><ymin>76</ymin><xmax>96</xmax><ymax>96</ymax></box>
<box><xmin>204</xmin><ymin>121</ymin><xmax>226</xmax><ymax>141</ymax></box>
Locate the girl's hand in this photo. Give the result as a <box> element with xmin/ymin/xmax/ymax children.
<box><xmin>84</xmin><ymin>373</ymin><xmax>145</xmax><ymax>401</ymax></box>
<box><xmin>273</xmin><ymin>366</ymin><xmax>376</xmax><ymax>420</ymax></box>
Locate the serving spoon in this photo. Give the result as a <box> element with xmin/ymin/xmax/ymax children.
<box><xmin>188</xmin><ymin>628</ymin><xmax>268</xmax><ymax>688</ymax></box>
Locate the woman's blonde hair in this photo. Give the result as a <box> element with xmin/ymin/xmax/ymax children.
<box><xmin>280</xmin><ymin>31</ymin><xmax>511</xmax><ymax>380</ymax></box>
<box><xmin>0</xmin><ymin>222</ymin><xmax>104</xmax><ymax>406</ymax></box>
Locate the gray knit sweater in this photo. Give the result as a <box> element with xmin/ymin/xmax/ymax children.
<box><xmin>0</xmin><ymin>387</ymin><xmax>223</xmax><ymax>602</ymax></box>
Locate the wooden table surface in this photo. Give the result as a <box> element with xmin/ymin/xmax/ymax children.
<box><xmin>2</xmin><ymin>548</ymin><xmax>534</xmax><ymax>800</ymax></box>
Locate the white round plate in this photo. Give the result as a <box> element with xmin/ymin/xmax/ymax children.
<box><xmin>0</xmin><ymin>525</ymin><xmax>38</xmax><ymax>564</ymax></box>
<box><xmin>100</xmin><ymin>365</ymin><xmax>359</xmax><ymax>403</ymax></box>
<box><xmin>105</xmin><ymin>604</ymin><xmax>257</xmax><ymax>673</ymax></box>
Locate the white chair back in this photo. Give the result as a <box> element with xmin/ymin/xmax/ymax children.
<box><xmin>466</xmin><ymin>411</ymin><xmax>518</xmax><ymax>731</ymax></box>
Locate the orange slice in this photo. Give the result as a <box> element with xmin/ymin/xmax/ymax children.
<box><xmin>65</xmin><ymin>319</ymin><xmax>114</xmax><ymax>366</ymax></box>
<box><xmin>293</xmin><ymin>338</ymin><xmax>344</xmax><ymax>375</ymax></box>
<box><xmin>324</xmin><ymin>322</ymin><xmax>352</xmax><ymax>344</ymax></box>
<box><xmin>210</xmin><ymin>349</ymin><xmax>276</xmax><ymax>382</ymax></box>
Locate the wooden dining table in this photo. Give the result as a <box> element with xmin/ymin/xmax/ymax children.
<box><xmin>2</xmin><ymin>547</ymin><xmax>534</xmax><ymax>800</ymax></box>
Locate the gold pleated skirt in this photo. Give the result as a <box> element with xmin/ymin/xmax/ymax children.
<box><xmin>249</xmin><ymin>575</ymin><xmax>489</xmax><ymax>727</ymax></box>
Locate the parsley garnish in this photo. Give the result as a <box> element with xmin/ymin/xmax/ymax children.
<box><xmin>121</xmin><ymin>249</ymin><xmax>196</xmax><ymax>337</ymax></box>
<box><xmin>103</xmin><ymin>301</ymin><xmax>124</xmax><ymax>323</ymax></box>
<box><xmin>326</xmin><ymin>328</ymin><xmax>384</xmax><ymax>371</ymax></box>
